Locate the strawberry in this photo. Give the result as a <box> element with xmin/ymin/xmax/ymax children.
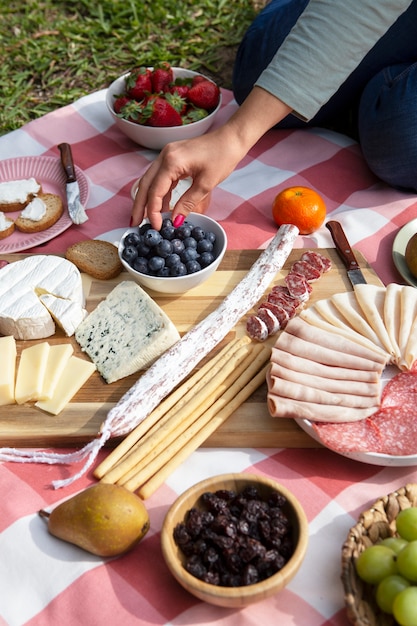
<box><xmin>169</xmin><ymin>78</ymin><xmax>191</xmax><ymax>100</ymax></box>
<box><xmin>117</xmin><ymin>99</ymin><xmax>146</xmax><ymax>123</ymax></box>
<box><xmin>187</xmin><ymin>79</ymin><xmax>220</xmax><ymax>110</ymax></box>
<box><xmin>182</xmin><ymin>107</ymin><xmax>209</xmax><ymax>124</ymax></box>
<box><xmin>141</xmin><ymin>95</ymin><xmax>182</xmax><ymax>127</ymax></box>
<box><xmin>151</xmin><ymin>62</ymin><xmax>173</xmax><ymax>93</ymax></box>
<box><xmin>113</xmin><ymin>94</ymin><xmax>132</xmax><ymax>114</ymax></box>
<box><xmin>126</xmin><ymin>67</ymin><xmax>152</xmax><ymax>100</ymax></box>
<box><xmin>191</xmin><ymin>74</ymin><xmax>206</xmax><ymax>87</ymax></box>
<box><xmin>165</xmin><ymin>91</ymin><xmax>187</xmax><ymax>115</ymax></box>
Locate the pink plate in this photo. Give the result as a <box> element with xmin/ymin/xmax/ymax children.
<box><xmin>0</xmin><ymin>156</ymin><xmax>89</xmax><ymax>253</ymax></box>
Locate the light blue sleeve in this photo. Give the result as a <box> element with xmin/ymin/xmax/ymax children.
<box><xmin>255</xmin><ymin>0</ymin><xmax>413</xmax><ymax>120</ymax></box>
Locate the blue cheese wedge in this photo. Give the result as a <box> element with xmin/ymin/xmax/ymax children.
<box><xmin>75</xmin><ymin>281</ymin><xmax>181</xmax><ymax>383</ymax></box>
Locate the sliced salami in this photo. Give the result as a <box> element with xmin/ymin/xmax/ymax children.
<box><xmin>246</xmin><ymin>314</ymin><xmax>269</xmax><ymax>341</ymax></box>
<box><xmin>257</xmin><ymin>307</ymin><xmax>280</xmax><ymax>335</ymax></box>
<box><xmin>259</xmin><ymin>301</ymin><xmax>289</xmax><ymax>328</ymax></box>
<box><xmin>290</xmin><ymin>260</ymin><xmax>321</xmax><ymax>282</ymax></box>
<box><xmin>300</xmin><ymin>251</ymin><xmax>332</xmax><ymax>274</ymax></box>
<box><xmin>267</xmin><ymin>291</ymin><xmax>299</xmax><ymax>317</ymax></box>
<box><xmin>285</xmin><ymin>272</ymin><xmax>312</xmax><ymax>301</ymax></box>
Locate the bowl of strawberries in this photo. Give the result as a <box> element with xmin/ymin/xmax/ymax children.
<box><xmin>106</xmin><ymin>63</ymin><xmax>222</xmax><ymax>150</ymax></box>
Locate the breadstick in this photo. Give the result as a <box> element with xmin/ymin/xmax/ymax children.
<box><xmin>116</xmin><ymin>344</ymin><xmax>267</xmax><ymax>487</ymax></box>
<box><xmin>137</xmin><ymin>364</ymin><xmax>269</xmax><ymax>498</ymax></box>
<box><xmin>101</xmin><ymin>341</ymin><xmax>262</xmax><ymax>485</ymax></box>
<box><xmin>119</xmin><ymin>352</ymin><xmax>269</xmax><ymax>496</ymax></box>
<box><xmin>94</xmin><ymin>335</ymin><xmax>249</xmax><ymax>478</ymax></box>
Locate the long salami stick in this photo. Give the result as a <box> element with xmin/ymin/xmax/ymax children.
<box><xmin>101</xmin><ymin>223</ymin><xmax>298</xmax><ymax>441</ymax></box>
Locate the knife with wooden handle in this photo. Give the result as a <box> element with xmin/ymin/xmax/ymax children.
<box><xmin>326</xmin><ymin>220</ymin><xmax>367</xmax><ymax>285</ymax></box>
<box><xmin>58</xmin><ymin>143</ymin><xmax>88</xmax><ymax>225</ymax></box>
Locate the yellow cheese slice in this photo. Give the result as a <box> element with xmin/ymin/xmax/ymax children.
<box><xmin>15</xmin><ymin>342</ymin><xmax>50</xmax><ymax>404</ymax></box>
<box><xmin>0</xmin><ymin>335</ymin><xmax>17</xmax><ymax>406</ymax></box>
<box><xmin>41</xmin><ymin>344</ymin><xmax>74</xmax><ymax>400</ymax></box>
<box><xmin>35</xmin><ymin>355</ymin><xmax>96</xmax><ymax>415</ymax></box>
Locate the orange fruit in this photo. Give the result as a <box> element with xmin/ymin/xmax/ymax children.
<box><xmin>272</xmin><ymin>186</ymin><xmax>326</xmax><ymax>235</ymax></box>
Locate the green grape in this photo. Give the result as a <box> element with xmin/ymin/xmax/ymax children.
<box><xmin>380</xmin><ymin>536</ymin><xmax>409</xmax><ymax>554</ymax></box>
<box><xmin>396</xmin><ymin>508</ymin><xmax>417</xmax><ymax>542</ymax></box>
<box><xmin>376</xmin><ymin>575</ymin><xmax>410</xmax><ymax>614</ymax></box>
<box><xmin>397</xmin><ymin>541</ymin><xmax>417</xmax><ymax>582</ymax></box>
<box><xmin>393</xmin><ymin>586</ymin><xmax>417</xmax><ymax>626</ymax></box>
<box><xmin>355</xmin><ymin>545</ymin><xmax>398</xmax><ymax>584</ymax></box>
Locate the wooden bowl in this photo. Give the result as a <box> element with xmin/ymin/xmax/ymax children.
<box><xmin>342</xmin><ymin>483</ymin><xmax>417</xmax><ymax>626</ymax></box>
<box><xmin>161</xmin><ymin>473</ymin><xmax>309</xmax><ymax>608</ymax></box>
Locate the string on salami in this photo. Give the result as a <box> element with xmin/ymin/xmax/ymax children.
<box><xmin>0</xmin><ymin>224</ymin><xmax>298</xmax><ymax>488</ymax></box>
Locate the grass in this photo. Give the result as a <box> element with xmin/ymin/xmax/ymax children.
<box><xmin>0</xmin><ymin>0</ymin><xmax>260</xmax><ymax>136</ymax></box>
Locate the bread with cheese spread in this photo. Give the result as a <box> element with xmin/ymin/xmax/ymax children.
<box><xmin>15</xmin><ymin>193</ymin><xmax>64</xmax><ymax>233</ymax></box>
<box><xmin>0</xmin><ymin>178</ymin><xmax>42</xmax><ymax>212</ymax></box>
<box><xmin>0</xmin><ymin>213</ymin><xmax>15</xmax><ymax>239</ymax></box>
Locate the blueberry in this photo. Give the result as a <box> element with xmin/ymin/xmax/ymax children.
<box><xmin>139</xmin><ymin>222</ymin><xmax>153</xmax><ymax>236</ymax></box>
<box><xmin>183</xmin><ymin>236</ymin><xmax>198</xmax><ymax>249</ymax></box>
<box><xmin>180</xmin><ymin>247</ymin><xmax>199</xmax><ymax>263</ymax></box>
<box><xmin>124</xmin><ymin>231</ymin><xmax>141</xmax><ymax>247</ymax></box>
<box><xmin>205</xmin><ymin>231</ymin><xmax>216</xmax><ymax>244</ymax></box>
<box><xmin>160</xmin><ymin>224</ymin><xmax>175</xmax><ymax>240</ymax></box>
<box><xmin>165</xmin><ymin>253</ymin><xmax>181</xmax><ymax>268</ymax></box>
<box><xmin>175</xmin><ymin>224</ymin><xmax>192</xmax><ymax>240</ymax></box>
<box><xmin>148</xmin><ymin>256</ymin><xmax>165</xmax><ymax>273</ymax></box>
<box><xmin>133</xmin><ymin>257</ymin><xmax>149</xmax><ymax>273</ymax></box>
<box><xmin>162</xmin><ymin>217</ymin><xmax>173</xmax><ymax>228</ymax></box>
<box><xmin>170</xmin><ymin>262</ymin><xmax>187</xmax><ymax>276</ymax></box>
<box><xmin>155</xmin><ymin>238</ymin><xmax>173</xmax><ymax>258</ymax></box>
<box><xmin>136</xmin><ymin>240</ymin><xmax>151</xmax><ymax>257</ymax></box>
<box><xmin>156</xmin><ymin>267</ymin><xmax>171</xmax><ymax>277</ymax></box>
<box><xmin>197</xmin><ymin>238</ymin><xmax>213</xmax><ymax>254</ymax></box>
<box><xmin>191</xmin><ymin>226</ymin><xmax>205</xmax><ymax>241</ymax></box>
<box><xmin>199</xmin><ymin>251</ymin><xmax>215</xmax><ymax>267</ymax></box>
<box><xmin>171</xmin><ymin>238</ymin><xmax>185</xmax><ymax>254</ymax></box>
<box><xmin>186</xmin><ymin>260</ymin><xmax>201</xmax><ymax>274</ymax></box>
<box><xmin>143</xmin><ymin>228</ymin><xmax>162</xmax><ymax>247</ymax></box>
<box><xmin>122</xmin><ymin>245</ymin><xmax>138</xmax><ymax>264</ymax></box>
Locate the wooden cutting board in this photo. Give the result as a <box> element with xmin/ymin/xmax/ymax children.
<box><xmin>0</xmin><ymin>248</ymin><xmax>383</xmax><ymax>449</ymax></box>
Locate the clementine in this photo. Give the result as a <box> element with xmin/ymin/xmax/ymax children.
<box><xmin>272</xmin><ymin>186</ymin><xmax>326</xmax><ymax>235</ymax></box>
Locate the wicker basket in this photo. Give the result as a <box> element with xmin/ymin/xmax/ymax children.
<box><xmin>341</xmin><ymin>483</ymin><xmax>417</xmax><ymax>626</ymax></box>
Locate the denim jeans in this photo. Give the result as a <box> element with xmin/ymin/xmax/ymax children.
<box><xmin>233</xmin><ymin>0</ymin><xmax>417</xmax><ymax>191</ymax></box>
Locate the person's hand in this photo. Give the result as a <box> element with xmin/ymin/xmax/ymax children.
<box><xmin>131</xmin><ymin>126</ymin><xmax>244</xmax><ymax>231</ymax></box>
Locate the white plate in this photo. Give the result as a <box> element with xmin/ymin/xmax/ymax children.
<box><xmin>295</xmin><ymin>418</ymin><xmax>417</xmax><ymax>467</ymax></box>
<box><xmin>392</xmin><ymin>218</ymin><xmax>417</xmax><ymax>288</ymax></box>
<box><xmin>0</xmin><ymin>156</ymin><xmax>89</xmax><ymax>253</ymax></box>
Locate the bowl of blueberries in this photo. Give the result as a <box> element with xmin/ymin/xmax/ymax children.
<box><xmin>118</xmin><ymin>212</ymin><xmax>227</xmax><ymax>294</ymax></box>
<box><xmin>161</xmin><ymin>473</ymin><xmax>309</xmax><ymax>607</ymax></box>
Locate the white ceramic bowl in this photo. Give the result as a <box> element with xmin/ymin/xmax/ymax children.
<box><xmin>161</xmin><ymin>473</ymin><xmax>309</xmax><ymax>608</ymax></box>
<box><xmin>118</xmin><ymin>212</ymin><xmax>227</xmax><ymax>294</ymax></box>
<box><xmin>106</xmin><ymin>68</ymin><xmax>222</xmax><ymax>150</ymax></box>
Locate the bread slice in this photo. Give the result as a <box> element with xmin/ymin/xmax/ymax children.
<box><xmin>66</xmin><ymin>239</ymin><xmax>123</xmax><ymax>280</ymax></box>
<box><xmin>14</xmin><ymin>193</ymin><xmax>63</xmax><ymax>233</ymax></box>
<box><xmin>0</xmin><ymin>178</ymin><xmax>42</xmax><ymax>213</ymax></box>
<box><xmin>0</xmin><ymin>213</ymin><xmax>15</xmax><ymax>239</ymax></box>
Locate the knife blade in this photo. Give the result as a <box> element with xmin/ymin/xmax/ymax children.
<box><xmin>58</xmin><ymin>142</ymin><xmax>88</xmax><ymax>224</ymax></box>
<box><xmin>326</xmin><ymin>220</ymin><xmax>367</xmax><ymax>286</ymax></box>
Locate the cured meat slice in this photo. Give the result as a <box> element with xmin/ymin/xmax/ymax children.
<box><xmin>312</xmin><ymin>419</ymin><xmax>382</xmax><ymax>453</ymax></box>
<box><xmin>399</xmin><ymin>286</ymin><xmax>417</xmax><ymax>366</ymax></box>
<box><xmin>406</xmin><ymin>317</ymin><xmax>417</xmax><ymax>370</ymax></box>
<box><xmin>330</xmin><ymin>292</ymin><xmax>386</xmax><ymax>351</ymax></box>
<box><xmin>300</xmin><ymin>251</ymin><xmax>332</xmax><ymax>274</ymax></box>
<box><xmin>384</xmin><ymin>283</ymin><xmax>402</xmax><ymax>365</ymax></box>
<box><xmin>290</xmin><ymin>260</ymin><xmax>321</xmax><ymax>282</ymax></box>
<box><xmin>257</xmin><ymin>307</ymin><xmax>280</xmax><ymax>335</ymax></box>
<box><xmin>269</xmin><ymin>361</ymin><xmax>381</xmax><ymax>397</ymax></box>
<box><xmin>246</xmin><ymin>314</ymin><xmax>269</xmax><ymax>341</ymax></box>
<box><xmin>282</xmin><ymin>317</ymin><xmax>389</xmax><ymax>366</ymax></box>
<box><xmin>300</xmin><ymin>308</ymin><xmax>389</xmax><ymax>359</ymax></box>
<box><xmin>268</xmin><ymin>376</ymin><xmax>380</xmax><ymax>408</ymax></box>
<box><xmin>284</xmin><ymin>272</ymin><xmax>312</xmax><ymax>301</ymax></box>
<box><xmin>270</xmin><ymin>351</ymin><xmax>380</xmax><ymax>382</ymax></box>
<box><xmin>380</xmin><ymin>371</ymin><xmax>417</xmax><ymax>408</ymax></box>
<box><xmin>267</xmin><ymin>395</ymin><xmax>377</xmax><ymax>422</ymax></box>
<box><xmin>259</xmin><ymin>301</ymin><xmax>289</xmax><ymax>327</ymax></box>
<box><xmin>267</xmin><ymin>291</ymin><xmax>299</xmax><ymax>317</ymax></box>
<box><xmin>353</xmin><ymin>284</ymin><xmax>396</xmax><ymax>358</ymax></box>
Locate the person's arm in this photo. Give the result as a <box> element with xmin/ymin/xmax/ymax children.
<box><xmin>132</xmin><ymin>87</ymin><xmax>291</xmax><ymax>230</ymax></box>
<box><xmin>257</xmin><ymin>0</ymin><xmax>413</xmax><ymax>120</ymax></box>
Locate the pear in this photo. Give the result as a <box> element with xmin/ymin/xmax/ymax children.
<box><xmin>405</xmin><ymin>232</ymin><xmax>417</xmax><ymax>278</ymax></box>
<box><xmin>39</xmin><ymin>483</ymin><xmax>150</xmax><ymax>557</ymax></box>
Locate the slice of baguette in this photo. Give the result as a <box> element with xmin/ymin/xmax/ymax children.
<box><xmin>14</xmin><ymin>193</ymin><xmax>63</xmax><ymax>233</ymax></box>
<box><xmin>0</xmin><ymin>213</ymin><xmax>15</xmax><ymax>239</ymax></box>
<box><xmin>0</xmin><ymin>178</ymin><xmax>42</xmax><ymax>213</ymax></box>
<box><xmin>66</xmin><ymin>239</ymin><xmax>123</xmax><ymax>280</ymax></box>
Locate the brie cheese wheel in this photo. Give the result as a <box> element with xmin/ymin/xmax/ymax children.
<box><xmin>75</xmin><ymin>280</ymin><xmax>181</xmax><ymax>383</ymax></box>
<box><xmin>0</xmin><ymin>255</ymin><xmax>87</xmax><ymax>340</ymax></box>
